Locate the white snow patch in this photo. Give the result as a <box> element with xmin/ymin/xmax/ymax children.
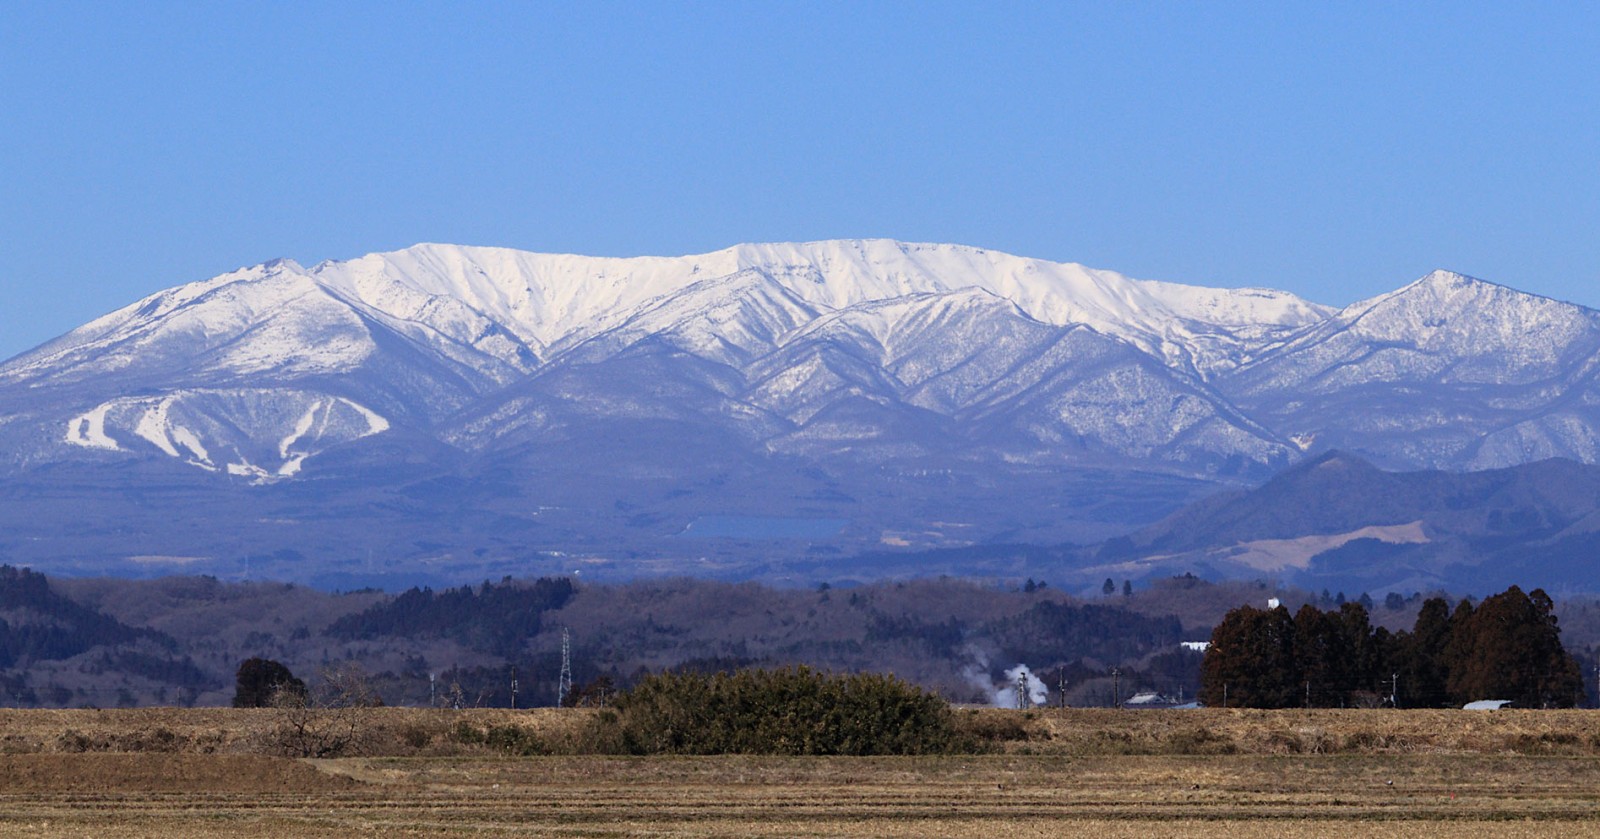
<box><xmin>279</xmin><ymin>402</ymin><xmax>322</xmax><ymax>459</ymax></box>
<box><xmin>133</xmin><ymin>398</ymin><xmax>180</xmax><ymax>457</ymax></box>
<box><xmin>169</xmin><ymin>425</ymin><xmax>212</xmax><ymax>465</ymax></box>
<box><xmin>60</xmin><ymin>390</ymin><xmax>392</xmax><ymax>481</ymax></box>
<box><xmin>126</xmin><ymin>396</ymin><xmax>214</xmax><ymax>468</ymax></box>
<box><xmin>340</xmin><ymin>398</ymin><xmax>391</xmax><ymax>434</ymax></box>
<box><xmin>227</xmin><ymin>460</ymin><xmax>271</xmax><ymax>479</ymax></box>
<box><xmin>65</xmin><ymin>404</ymin><xmax>121</xmax><ymax>450</ymax></box>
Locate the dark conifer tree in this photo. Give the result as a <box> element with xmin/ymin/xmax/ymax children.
<box><xmin>1336</xmin><ymin>601</ymin><xmax>1379</xmax><ymax>699</ymax></box>
<box><xmin>1292</xmin><ymin>604</ymin><xmax>1344</xmax><ymax>706</ymax></box>
<box><xmin>1440</xmin><ymin>598</ymin><xmax>1478</xmax><ymax>698</ymax></box>
<box><xmin>232</xmin><ymin>657</ymin><xmax>305</xmax><ymax>708</ymax></box>
<box><xmin>1202</xmin><ymin>587</ymin><xmax>1580</xmax><ymax>708</ymax></box>
<box><xmin>1200</xmin><ymin>605</ymin><xmax>1298</xmax><ymax>708</ymax></box>
<box><xmin>1391</xmin><ymin>597</ymin><xmax>1452</xmax><ymax>707</ymax></box>
<box><xmin>1445</xmin><ymin>586</ymin><xmax>1582</xmax><ymax>707</ymax></box>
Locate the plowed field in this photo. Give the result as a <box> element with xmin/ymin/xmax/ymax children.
<box><xmin>6</xmin><ymin>752</ymin><xmax>1600</xmax><ymax>837</ymax></box>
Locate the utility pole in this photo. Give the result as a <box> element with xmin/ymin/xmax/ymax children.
<box><xmin>510</xmin><ymin>665</ymin><xmax>518</xmax><ymax>710</ymax></box>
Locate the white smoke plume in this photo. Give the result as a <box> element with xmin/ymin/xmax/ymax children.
<box><xmin>960</xmin><ymin>647</ymin><xmax>995</xmax><ymax>703</ymax></box>
<box><xmin>962</xmin><ymin>647</ymin><xmax>1049</xmax><ymax>708</ymax></box>
<box><xmin>994</xmin><ymin>664</ymin><xmax>1049</xmax><ymax>709</ymax></box>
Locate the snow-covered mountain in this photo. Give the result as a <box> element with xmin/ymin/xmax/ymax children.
<box><xmin>0</xmin><ymin>240</ymin><xmax>1331</xmax><ymax>478</ymax></box>
<box><xmin>1219</xmin><ymin>271</ymin><xmax>1600</xmax><ymax>469</ymax></box>
<box><xmin>3</xmin><ymin>239</ymin><xmax>1598</xmax><ymax>585</ymax></box>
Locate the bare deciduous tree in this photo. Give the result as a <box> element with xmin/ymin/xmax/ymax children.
<box><xmin>269</xmin><ymin>662</ymin><xmax>382</xmax><ymax>758</ymax></box>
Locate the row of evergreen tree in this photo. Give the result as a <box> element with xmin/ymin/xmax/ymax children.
<box><xmin>1200</xmin><ymin>586</ymin><xmax>1584</xmax><ymax>708</ymax></box>
<box><xmin>327</xmin><ymin>576</ymin><xmax>576</xmax><ymax>657</ymax></box>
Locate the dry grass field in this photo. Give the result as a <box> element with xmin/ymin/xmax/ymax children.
<box><xmin>5</xmin><ymin>708</ymin><xmax>1600</xmax><ymax>836</ymax></box>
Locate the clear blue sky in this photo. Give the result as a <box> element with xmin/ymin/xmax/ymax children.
<box><xmin>3</xmin><ymin>2</ymin><xmax>1598</xmax><ymax>360</ymax></box>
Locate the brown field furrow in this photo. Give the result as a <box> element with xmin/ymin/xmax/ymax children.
<box><xmin>4</xmin><ymin>786</ymin><xmax>1600</xmax><ymax>823</ymax></box>
<box><xmin>8</xmin><ymin>710</ymin><xmax>1600</xmax><ymax>835</ymax></box>
<box><xmin>6</xmin><ymin>815</ymin><xmax>1600</xmax><ymax>839</ymax></box>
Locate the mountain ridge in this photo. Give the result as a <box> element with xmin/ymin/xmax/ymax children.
<box><xmin>5</xmin><ymin>240</ymin><xmax>1600</xmax><ymax>588</ymax></box>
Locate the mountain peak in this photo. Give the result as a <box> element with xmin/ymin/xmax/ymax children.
<box><xmin>1415</xmin><ymin>268</ymin><xmax>1479</xmax><ymax>285</ymax></box>
<box><xmin>260</xmin><ymin>257</ymin><xmax>305</xmax><ymax>273</ymax></box>
<box><xmin>1326</xmin><ymin>266</ymin><xmax>1595</xmax><ymax>342</ymax></box>
<box><xmin>1400</xmin><ymin>269</ymin><xmax>1505</xmax><ymax>297</ymax></box>
<box><xmin>1281</xmin><ymin>449</ymin><xmax>1386</xmax><ymax>480</ymax></box>
<box><xmin>1348</xmin><ymin>268</ymin><xmax>1566</xmax><ymax>315</ymax></box>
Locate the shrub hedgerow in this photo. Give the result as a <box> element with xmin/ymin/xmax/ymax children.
<box><xmin>603</xmin><ymin>665</ymin><xmax>963</xmax><ymax>755</ymax></box>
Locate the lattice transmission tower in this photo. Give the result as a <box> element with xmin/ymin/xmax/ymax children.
<box><xmin>556</xmin><ymin>627</ymin><xmax>573</xmax><ymax>707</ymax></box>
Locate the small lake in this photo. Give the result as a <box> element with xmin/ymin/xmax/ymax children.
<box><xmin>679</xmin><ymin>516</ymin><xmax>848</xmax><ymax>540</ymax></box>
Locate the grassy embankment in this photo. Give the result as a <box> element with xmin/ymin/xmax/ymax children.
<box><xmin>8</xmin><ymin>706</ymin><xmax>1600</xmax><ymax>757</ymax></box>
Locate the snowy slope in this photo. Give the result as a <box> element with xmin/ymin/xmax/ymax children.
<box><xmin>0</xmin><ymin>258</ymin><xmax>535</xmax><ymax>403</ymax></box>
<box><xmin>0</xmin><ymin>239</ymin><xmax>1339</xmax><ymax>480</ymax></box>
<box><xmin>312</xmin><ymin>240</ymin><xmax>1332</xmax><ymax>375</ymax></box>
<box><xmin>1220</xmin><ymin>271</ymin><xmax>1600</xmax><ymax>468</ymax></box>
<box><xmin>64</xmin><ymin>389</ymin><xmax>389</xmax><ymax>478</ymax></box>
<box><xmin>4</xmin><ymin>239</ymin><xmax>1329</xmax><ymax>396</ymax></box>
<box><xmin>0</xmin><ymin>261</ymin><xmax>371</xmax><ymax>386</ymax></box>
<box><xmin>5</xmin><ymin>240</ymin><xmax>1600</xmax><ymax>501</ymax></box>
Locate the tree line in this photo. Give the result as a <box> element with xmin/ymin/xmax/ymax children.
<box><xmin>0</xmin><ymin>565</ymin><xmax>171</xmax><ymax>667</ymax></box>
<box><xmin>1200</xmin><ymin>585</ymin><xmax>1583</xmax><ymax>708</ymax></box>
<box><xmin>326</xmin><ymin>576</ymin><xmax>576</xmax><ymax>657</ymax></box>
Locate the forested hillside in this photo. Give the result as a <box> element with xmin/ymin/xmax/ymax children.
<box><xmin>0</xmin><ymin>566</ymin><xmax>206</xmax><ymax>706</ymax></box>
<box><xmin>5</xmin><ymin>566</ymin><xmax>1600</xmax><ymax>709</ymax></box>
